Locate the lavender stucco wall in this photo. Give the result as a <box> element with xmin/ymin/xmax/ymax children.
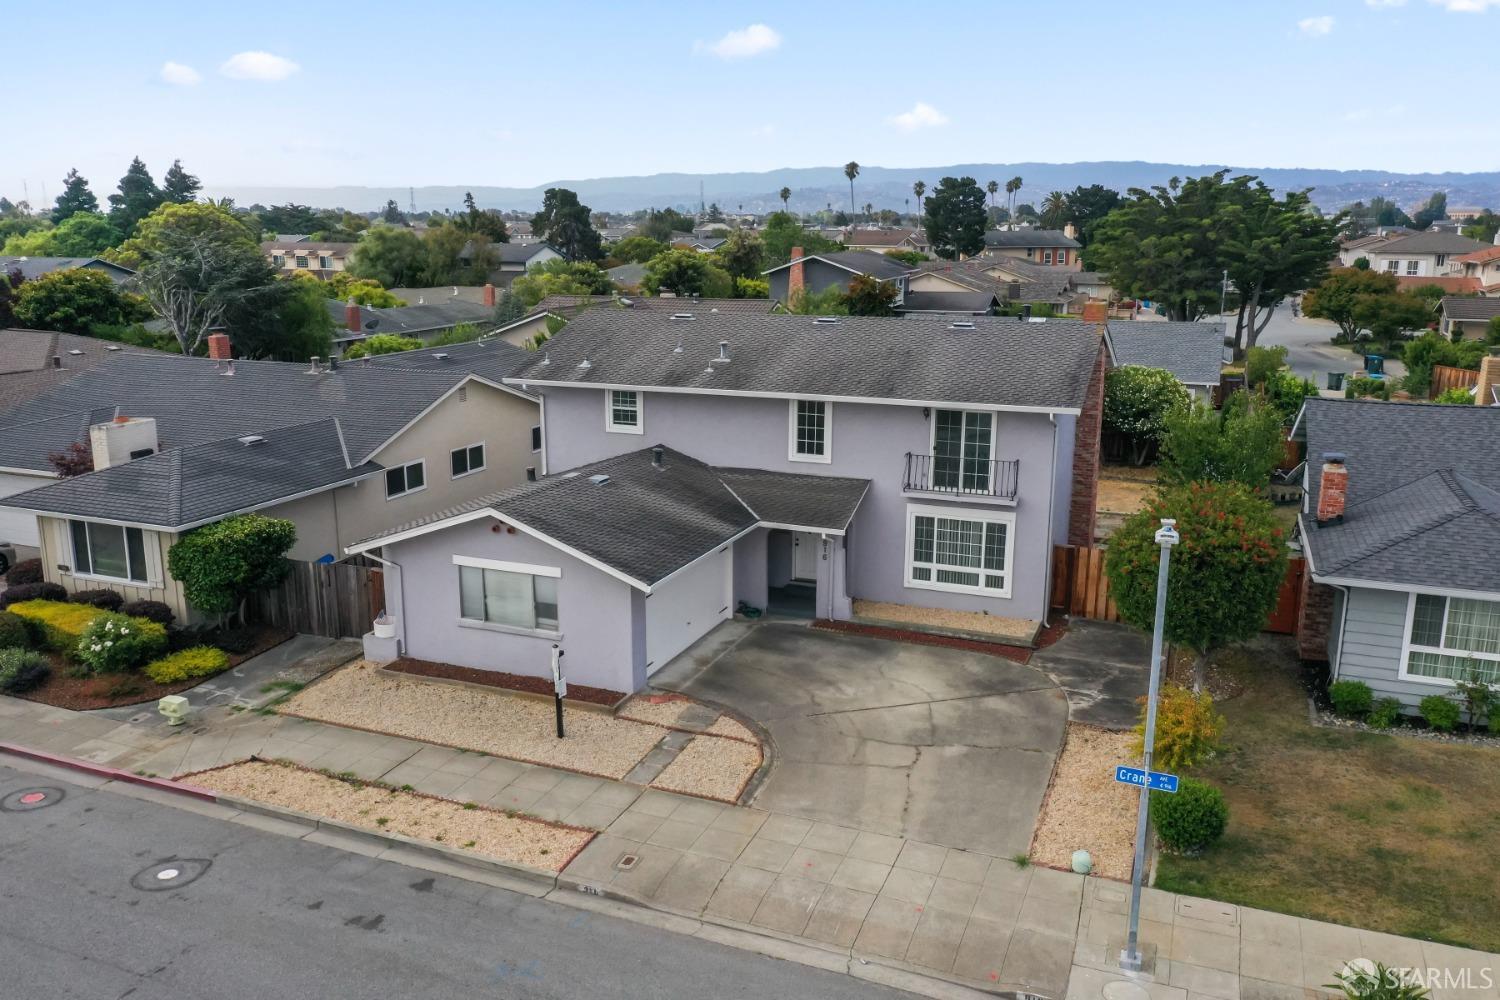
<box><xmin>734</xmin><ymin>530</ymin><xmax>769</xmax><ymax>612</ymax></box>
<box><xmin>536</xmin><ymin>386</ymin><xmax>1062</xmax><ymax>620</ymax></box>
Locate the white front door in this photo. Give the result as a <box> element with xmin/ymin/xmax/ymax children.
<box><xmin>792</xmin><ymin>532</ymin><xmax>820</xmax><ymax>582</ymax></box>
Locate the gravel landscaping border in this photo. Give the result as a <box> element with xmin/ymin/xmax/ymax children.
<box><xmin>1030</xmin><ymin>723</ymin><xmax>1140</xmax><ymax>880</ymax></box>
<box><xmin>386</xmin><ymin>657</ymin><xmax>625</xmax><ymax>707</ymax></box>
<box><xmin>812</xmin><ymin>618</ymin><xmax>1032</xmax><ymax>663</ymax></box>
<box><xmin>649</xmin><ymin>735</ymin><xmax>763</xmax><ymax>803</ymax></box>
<box><xmin>1310</xmin><ymin>699</ymin><xmax>1500</xmax><ymax>748</ymax></box>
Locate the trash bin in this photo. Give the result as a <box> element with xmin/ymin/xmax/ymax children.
<box><xmin>1364</xmin><ymin>354</ymin><xmax>1385</xmax><ymax>375</ymax></box>
<box><xmin>1327</xmin><ymin>371</ymin><xmax>1345</xmax><ymax>391</ymax></box>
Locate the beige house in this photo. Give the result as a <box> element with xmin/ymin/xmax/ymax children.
<box><xmin>263</xmin><ymin>241</ymin><xmax>355</xmax><ymax>278</ymax></box>
<box><xmin>1454</xmin><ymin>244</ymin><xmax>1500</xmax><ymax>296</ymax></box>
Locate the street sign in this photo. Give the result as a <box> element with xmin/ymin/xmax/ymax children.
<box><xmin>1113</xmin><ymin>765</ymin><xmax>1179</xmax><ymax>793</ymax></box>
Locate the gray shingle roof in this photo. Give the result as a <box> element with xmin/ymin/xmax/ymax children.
<box><xmin>356</xmin><ymin>336</ymin><xmax>532</xmax><ymax>383</ymax></box>
<box><xmin>763</xmin><ymin>250</ymin><xmax>914</xmax><ymax>281</ymax></box>
<box><xmin>1106</xmin><ymin>321</ymin><xmax>1227</xmax><ymax>386</ymax></box>
<box><xmin>1297</xmin><ymin>398</ymin><xmax>1500</xmax><ymax>593</ymax></box>
<box><xmin>0</xmin><ymin>256</ymin><xmax>135</xmax><ymax>284</ymax></box>
<box><xmin>1440</xmin><ymin>297</ymin><xmax>1500</xmax><ymax>322</ymax></box>
<box><xmin>261</xmin><ymin>241</ymin><xmax>354</xmax><ymax>254</ymax></box>
<box><xmin>716</xmin><ymin>468</ymin><xmax>868</xmax><ymax>531</ymax></box>
<box><xmin>1368</xmin><ymin>232</ymin><xmax>1489</xmax><ymax>256</ymax></box>
<box><xmin>897</xmin><ymin>291</ymin><xmax>999</xmax><ymax>314</ymax></box>
<box><xmin>983</xmin><ymin>229</ymin><xmax>1080</xmax><ymax>249</ymax></box>
<box><xmin>842</xmin><ymin>229</ymin><xmax>917</xmax><ymax>247</ymax></box>
<box><xmin>331</xmin><ymin>299</ymin><xmax>497</xmax><ymax>338</ymax></box>
<box><xmin>1</xmin><ymin>418</ymin><xmax>378</xmax><ymax>530</ymax></box>
<box><xmin>910</xmin><ymin>258</ymin><xmax>1076</xmax><ymax>303</ymax></box>
<box><xmin>0</xmin><ymin>329</ymin><xmax>167</xmax><ymax>410</ymax></box>
<box><xmin>505</xmin><ymin>311</ymin><xmax>1103</xmax><ymax>411</ymax></box>
<box><xmin>493</xmin><ymin>243</ymin><xmax>558</xmax><ymax>264</ymax></box>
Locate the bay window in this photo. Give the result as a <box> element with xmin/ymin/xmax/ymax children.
<box><xmin>1405</xmin><ymin>593</ymin><xmax>1500</xmax><ymax>685</ymax></box>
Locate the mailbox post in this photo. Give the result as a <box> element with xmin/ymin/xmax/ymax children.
<box><xmin>550</xmin><ymin>644</ymin><xmax>566</xmax><ymax>739</ymax></box>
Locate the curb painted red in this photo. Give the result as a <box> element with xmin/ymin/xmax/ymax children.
<box><xmin>0</xmin><ymin>742</ymin><xmax>219</xmax><ymax>802</ymax></box>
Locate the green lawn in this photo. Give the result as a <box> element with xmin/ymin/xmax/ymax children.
<box><xmin>1155</xmin><ymin>643</ymin><xmax>1500</xmax><ymax>952</ymax></box>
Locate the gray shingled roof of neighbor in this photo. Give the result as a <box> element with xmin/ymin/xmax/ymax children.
<box><xmin>842</xmin><ymin>229</ymin><xmax>917</xmax><ymax>246</ymax></box>
<box><xmin>330</xmin><ymin>299</ymin><xmax>497</xmax><ymax>338</ymax></box>
<box><xmin>982</xmin><ymin>229</ymin><xmax>1081</xmax><ymax>249</ymax></box>
<box><xmin>1</xmin><ymin>418</ymin><xmax>380</xmax><ymax>531</ymax></box>
<box><xmin>352</xmin><ymin>445</ymin><xmax>871</xmax><ymax>587</ymax></box>
<box><xmin>1105</xmin><ymin>321</ymin><xmax>1227</xmax><ymax>386</ymax></box>
<box><xmin>261</xmin><ymin>241</ymin><xmax>354</xmax><ymax>254</ymax></box>
<box><xmin>896</xmin><ymin>291</ymin><xmax>999</xmax><ymax>314</ymax></box>
<box><xmin>1440</xmin><ymin>296</ymin><xmax>1500</xmax><ymax>321</ymax></box>
<box><xmin>357</xmin><ymin>335</ymin><xmax>532</xmax><ymax>383</ymax></box>
<box><xmin>0</xmin><ymin>256</ymin><xmax>136</xmax><ymax>283</ymax></box>
<box><xmin>1295</xmin><ymin>397</ymin><xmax>1500</xmax><ymax>593</ymax></box>
<box><xmin>762</xmin><ymin>250</ymin><xmax>915</xmax><ymax>281</ymax></box>
<box><xmin>492</xmin><ymin>242</ymin><xmax>558</xmax><ymax>264</ymax></box>
<box><xmin>1368</xmin><ymin>231</ymin><xmax>1489</xmax><ymax>256</ymax></box>
<box><xmin>910</xmin><ymin>258</ymin><xmax>1075</xmax><ymax>302</ymax></box>
<box><xmin>0</xmin><ymin>328</ymin><xmax>168</xmax><ymax>410</ymax></box>
<box><xmin>504</xmin><ymin>311</ymin><xmax>1103</xmax><ymax>412</ymax></box>
<box><xmin>0</xmin><ymin>353</ymin><xmax>504</xmax><ymax>474</ymax></box>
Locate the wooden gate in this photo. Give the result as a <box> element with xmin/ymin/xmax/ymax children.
<box><xmin>249</xmin><ymin>556</ymin><xmax>385</xmax><ymax>638</ymax></box>
<box><xmin>1430</xmin><ymin>364</ymin><xmax>1479</xmax><ymax>400</ymax></box>
<box><xmin>1263</xmin><ymin>557</ymin><xmax>1305</xmax><ymax>635</ymax></box>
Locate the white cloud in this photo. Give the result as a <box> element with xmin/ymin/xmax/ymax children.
<box><xmin>219</xmin><ymin>51</ymin><xmax>300</xmax><ymax>81</ymax></box>
<box><xmin>888</xmin><ymin>102</ymin><xmax>949</xmax><ymax>131</ymax></box>
<box><xmin>1298</xmin><ymin>15</ymin><xmax>1335</xmax><ymax>34</ymax></box>
<box><xmin>1428</xmin><ymin>0</ymin><xmax>1499</xmax><ymax>9</ymax></box>
<box><xmin>159</xmin><ymin>61</ymin><xmax>201</xmax><ymax>86</ymax></box>
<box><xmin>697</xmin><ymin>24</ymin><xmax>781</xmax><ymax>59</ymax></box>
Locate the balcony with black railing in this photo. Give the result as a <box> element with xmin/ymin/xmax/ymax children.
<box><xmin>902</xmin><ymin>453</ymin><xmax>1020</xmax><ymax>501</ymax></box>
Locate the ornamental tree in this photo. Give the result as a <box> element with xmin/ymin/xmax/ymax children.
<box><xmin>1105</xmin><ymin>481</ymin><xmax>1287</xmax><ymax>691</ymax></box>
<box><xmin>343</xmin><ymin>333</ymin><xmax>423</xmax><ymax>358</ymax></box>
<box><xmin>1158</xmin><ymin>391</ymin><xmax>1286</xmax><ymax>488</ymax></box>
<box><xmin>168</xmin><ymin>514</ymin><xmax>297</xmax><ymax>621</ymax></box>
<box><xmin>13</xmin><ymin>268</ymin><xmax>148</xmax><ymax>335</ymax></box>
<box><xmin>1102</xmin><ymin>366</ymin><xmax>1190</xmax><ymax>465</ymax></box>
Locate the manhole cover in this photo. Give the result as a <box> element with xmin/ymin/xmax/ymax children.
<box><xmin>130</xmin><ymin>858</ymin><xmax>211</xmax><ymax>892</ymax></box>
<box><xmin>1103</xmin><ymin>981</ymin><xmax>1150</xmax><ymax>1000</ymax></box>
<box><xmin>0</xmin><ymin>787</ymin><xmax>64</xmax><ymax>812</ymax></box>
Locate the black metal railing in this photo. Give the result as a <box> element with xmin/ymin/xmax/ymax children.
<box><xmin>903</xmin><ymin>453</ymin><xmax>1019</xmax><ymax>499</ymax></box>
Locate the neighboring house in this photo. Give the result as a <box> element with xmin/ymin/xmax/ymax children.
<box><xmin>842</xmin><ymin>229</ymin><xmax>924</xmax><ymax>254</ymax></box>
<box><xmin>762</xmin><ymin>249</ymin><xmax>914</xmax><ymax>305</ymax></box>
<box><xmin>598</xmin><ymin>227</ymin><xmax>637</xmax><ymax>244</ymax></box>
<box><xmin>1454</xmin><ymin>244</ymin><xmax>1500</xmax><ymax>296</ymax></box>
<box><xmin>1106</xmin><ymin>321</ymin><xmax>1226</xmax><ymax>401</ymax></box>
<box><xmin>0</xmin><ymin>351</ymin><xmax>540</xmax><ymax>621</ymax></box>
<box><xmin>896</xmin><ymin>291</ymin><xmax>999</xmax><ymax>316</ymax></box>
<box><xmin>1071</xmin><ymin>272</ymin><xmax>1114</xmax><ymax>301</ymax></box>
<box><xmin>978</xmin><ymin>229</ymin><xmax>1082</xmax><ymax>269</ymax></box>
<box><xmin>607</xmin><ymin>262</ymin><xmax>647</xmax><ymax>290</ymax></box>
<box><xmin>1437</xmin><ymin>296</ymin><xmax>1500</xmax><ymax>339</ymax></box>
<box><xmin>468</xmin><ymin>242</ymin><xmax>563</xmax><ymax>287</ymax></box>
<box><xmin>907</xmin><ymin>258</ymin><xmax>1087</xmax><ymax>314</ymax></box>
<box><xmin>263</xmin><ymin>241</ymin><xmax>354</xmax><ymax>278</ymax></box>
<box><xmin>350</xmin><ymin>310</ymin><xmax>1110</xmax><ymax>694</ymax></box>
<box><xmin>0</xmin><ymin>255</ymin><xmax>136</xmax><ymax>286</ymax></box>
<box><xmin>1293</xmin><ymin>383</ymin><xmax>1500</xmax><ymax>714</ymax></box>
<box><xmin>671</xmin><ymin>235</ymin><xmax>727</xmax><ymax>253</ymax></box>
<box><xmin>1337</xmin><ymin>233</ymin><xmax>1393</xmax><ymax>268</ymax></box>
<box><xmin>1361</xmin><ymin>232</ymin><xmax>1489</xmax><ymax>279</ymax></box>
<box><xmin>331</xmin><ymin>298</ymin><xmax>498</xmax><ymax>350</ymax></box>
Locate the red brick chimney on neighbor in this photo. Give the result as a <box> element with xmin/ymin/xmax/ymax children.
<box><xmin>788</xmin><ymin>247</ymin><xmax>805</xmax><ymax>300</ymax></box>
<box><xmin>345</xmin><ymin>299</ymin><xmax>362</xmax><ymax>333</ymax></box>
<box><xmin>1316</xmin><ymin>453</ymin><xmax>1348</xmax><ymax>525</ymax></box>
<box><xmin>206</xmin><ymin>331</ymin><xmax>232</xmax><ymax>360</ymax></box>
<box><xmin>483</xmin><ymin>283</ymin><xmax>496</xmax><ymax>307</ymax></box>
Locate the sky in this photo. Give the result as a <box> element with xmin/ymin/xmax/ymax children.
<box><xmin>6</xmin><ymin>0</ymin><xmax>1499</xmax><ymax>204</ymax></box>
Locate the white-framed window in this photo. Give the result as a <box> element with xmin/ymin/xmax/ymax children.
<box><xmin>385</xmin><ymin>460</ymin><xmax>426</xmax><ymax>499</ymax></box>
<box><xmin>530</xmin><ymin>425</ymin><xmax>542</xmax><ymax>453</ymax></box>
<box><xmin>272</xmin><ymin>254</ymin><xmax>285</xmax><ymax>267</ymax></box>
<box><xmin>932</xmin><ymin>409</ymin><xmax>994</xmax><ymax>493</ymax></box>
<box><xmin>1057</xmin><ymin>250</ymin><xmax>1068</xmax><ymax>265</ymax></box>
<box><xmin>450</xmin><ymin>442</ymin><xmax>485</xmax><ymax>479</ymax></box>
<box><xmin>319</xmin><ymin>255</ymin><xmax>331</xmax><ymax>269</ymax></box>
<box><xmin>295</xmin><ymin>255</ymin><xmax>309</xmax><ymax>269</ymax></box>
<box><xmin>70</xmin><ymin>519</ymin><xmax>148</xmax><ymax>583</ymax></box>
<box><xmin>1435</xmin><ymin>254</ymin><xmax>1447</xmax><ymax>268</ymax></box>
<box><xmin>1401</xmin><ymin>592</ymin><xmax>1500</xmax><ymax>686</ymax></box>
<box><xmin>455</xmin><ymin>556</ymin><xmax>559</xmax><ymax>633</ymax></box>
<box><xmin>788</xmin><ymin>399</ymin><xmax>831</xmax><ymax>463</ymax></box>
<box><xmin>1384</xmin><ymin>259</ymin><xmax>1399</xmax><ymax>273</ymax></box>
<box><xmin>904</xmin><ymin>505</ymin><xmax>1013</xmax><ymax>598</ymax></box>
<box><xmin>1406</xmin><ymin>260</ymin><xmax>1420</xmax><ymax>276</ymax></box>
<box><xmin>606</xmin><ymin>389</ymin><xmax>642</xmax><ymax>433</ymax></box>
<box><xmin>1042</xmin><ymin>250</ymin><xmax>1054</xmax><ymax>265</ymax></box>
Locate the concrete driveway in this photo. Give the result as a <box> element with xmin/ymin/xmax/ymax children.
<box><xmin>651</xmin><ymin>622</ymin><xmax>1067</xmax><ymax>858</ymax></box>
<box><xmin>1028</xmin><ymin>620</ymin><xmax>1150</xmax><ymax>730</ymax></box>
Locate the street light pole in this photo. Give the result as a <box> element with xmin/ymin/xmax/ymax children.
<box><xmin>1121</xmin><ymin>518</ymin><xmax>1180</xmax><ymax>973</ymax></box>
<box><xmin>1219</xmin><ymin>269</ymin><xmax>1228</xmax><ymax>319</ymax></box>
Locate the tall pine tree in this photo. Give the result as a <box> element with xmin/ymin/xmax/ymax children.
<box><xmin>107</xmin><ymin>157</ymin><xmax>164</xmax><ymax>236</ymax></box>
<box><xmin>162</xmin><ymin>160</ymin><xmax>202</xmax><ymax>204</ymax></box>
<box><xmin>52</xmin><ymin>169</ymin><xmax>100</xmax><ymax>223</ymax></box>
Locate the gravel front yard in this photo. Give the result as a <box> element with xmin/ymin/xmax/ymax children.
<box><xmin>650</xmin><ymin>735</ymin><xmax>762</xmax><ymax>802</ymax></box>
<box><xmin>852</xmin><ymin>599</ymin><xmax>1036</xmax><ymax>641</ymax></box>
<box><xmin>190</xmin><ymin>760</ymin><xmax>592</xmax><ymax>870</ymax></box>
<box><xmin>282</xmin><ymin>662</ymin><xmax>665</xmax><ymax>779</ymax></box>
<box><xmin>1031</xmin><ymin>724</ymin><xmax>1140</xmax><ymax>880</ymax></box>
<box><xmin>617</xmin><ymin>693</ymin><xmax>698</xmax><ymax>728</ymax></box>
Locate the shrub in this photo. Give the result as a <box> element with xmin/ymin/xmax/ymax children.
<box><xmin>168</xmin><ymin>514</ymin><xmax>296</xmax><ymax>618</ymax></box>
<box><xmin>206</xmin><ymin>626</ymin><xmax>259</xmax><ymax>654</ymax></box>
<box><xmin>1418</xmin><ymin>694</ymin><xmax>1461</xmax><ymax>733</ymax></box>
<box><xmin>5</xmin><ymin>558</ymin><xmax>43</xmax><ymax>586</ymax></box>
<box><xmin>1</xmin><ymin>582</ymin><xmax>68</xmax><ymax>608</ymax></box>
<box><xmin>1150</xmin><ymin>777</ymin><xmax>1228</xmax><ymax>853</ymax></box>
<box><xmin>143</xmin><ymin>646</ymin><xmax>229</xmax><ymax>684</ymax></box>
<box><xmin>1328</xmin><ymin>960</ymin><xmax>1431</xmax><ymax>1000</ymax></box>
<box><xmin>1159</xmin><ymin>391</ymin><xmax>1287</xmax><ymax>487</ymax></box>
<box><xmin>7</xmin><ymin>599</ymin><xmax>108</xmax><ymax>651</ymax></box>
<box><xmin>69</xmin><ymin>588</ymin><xmax>124</xmax><ymax>611</ymax></box>
<box><xmin>1103</xmin><ymin>365</ymin><xmax>1191</xmax><ymax>464</ymax></box>
<box><xmin>1434</xmin><ymin>386</ymin><xmax>1475</xmax><ymax>405</ymax></box>
<box><xmin>1451</xmin><ymin>668</ymin><xmax>1498</xmax><ymax>728</ymax></box>
<box><xmin>119</xmin><ymin>599</ymin><xmax>175</xmax><ymax>626</ymax></box>
<box><xmin>0</xmin><ymin>610</ymin><xmax>34</xmax><ymax>649</ymax></box>
<box><xmin>1135</xmin><ymin>684</ymin><xmax>1225</xmax><ymax>771</ymax></box>
<box><xmin>0</xmin><ymin>648</ymin><xmax>50</xmax><ymax>694</ymax></box>
<box><xmin>74</xmin><ymin>612</ymin><xmax>168</xmax><ymax>675</ymax></box>
<box><xmin>1244</xmin><ymin>345</ymin><xmax>1288</xmax><ymax>388</ymax></box>
<box><xmin>1328</xmin><ymin>679</ymin><xmax>1374</xmax><ymax>718</ymax></box>
<box><xmin>1368</xmin><ymin>697</ymin><xmax>1404</xmax><ymax>729</ymax></box>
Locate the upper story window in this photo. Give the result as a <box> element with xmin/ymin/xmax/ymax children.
<box><xmin>294</xmin><ymin>255</ymin><xmax>309</xmax><ymax>269</ymax></box>
<box><xmin>457</xmin><ymin>557</ymin><xmax>559</xmax><ymax>633</ymax></box>
<box><xmin>1406</xmin><ymin>260</ymin><xmax>1420</xmax><ymax>275</ymax></box>
<box><xmin>1435</xmin><ymin>254</ymin><xmax>1447</xmax><ymax>267</ymax></box>
<box><xmin>70</xmin><ymin>519</ymin><xmax>147</xmax><ymax>583</ymax></box>
<box><xmin>789</xmin><ymin>399</ymin><xmax>831</xmax><ymax>463</ymax></box>
<box><xmin>272</xmin><ymin>254</ymin><xmax>285</xmax><ymax>267</ymax></box>
<box><xmin>531</xmin><ymin>425</ymin><xmax>542</xmax><ymax>452</ymax></box>
<box><xmin>450</xmin><ymin>443</ymin><xmax>485</xmax><ymax>479</ymax></box>
<box><xmin>1057</xmin><ymin>250</ymin><xmax>1068</xmax><ymax>265</ymax></box>
<box><xmin>385</xmin><ymin>460</ymin><xmax>426</xmax><ymax>499</ymax></box>
<box><xmin>933</xmin><ymin>409</ymin><xmax>994</xmax><ymax>493</ymax></box>
<box><xmin>1042</xmin><ymin>250</ymin><xmax>1054</xmax><ymax>265</ymax></box>
<box><xmin>606</xmin><ymin>390</ymin><xmax>642</xmax><ymax>433</ymax></box>
<box><xmin>319</xmin><ymin>255</ymin><xmax>332</xmax><ymax>269</ymax></box>
<box><xmin>1405</xmin><ymin>593</ymin><xmax>1500</xmax><ymax>685</ymax></box>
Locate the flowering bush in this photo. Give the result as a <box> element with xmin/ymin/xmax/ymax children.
<box><xmin>74</xmin><ymin>611</ymin><xmax>167</xmax><ymax>675</ymax></box>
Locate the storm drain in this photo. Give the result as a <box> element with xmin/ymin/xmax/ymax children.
<box><xmin>0</xmin><ymin>787</ymin><xmax>64</xmax><ymax>812</ymax></box>
<box><xmin>131</xmin><ymin>858</ymin><xmax>212</xmax><ymax>892</ymax></box>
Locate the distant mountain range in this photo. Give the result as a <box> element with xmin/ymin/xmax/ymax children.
<box><xmin>206</xmin><ymin>161</ymin><xmax>1500</xmax><ymax>216</ymax></box>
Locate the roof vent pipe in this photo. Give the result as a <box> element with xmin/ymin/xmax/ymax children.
<box><xmin>327</xmin><ymin>356</ymin><xmax>339</xmax><ymax>371</ymax></box>
<box><xmin>51</xmin><ymin>355</ymin><xmax>62</xmax><ymax>369</ymax></box>
<box><xmin>717</xmin><ymin>340</ymin><xmax>730</xmax><ymax>362</ymax></box>
<box><xmin>578</xmin><ymin>357</ymin><xmax>591</xmax><ymax>370</ymax></box>
<box><xmin>652</xmin><ymin>446</ymin><xmax>664</xmax><ymax>468</ymax></box>
<box><xmin>307</xmin><ymin>356</ymin><xmax>322</xmax><ymax>374</ymax></box>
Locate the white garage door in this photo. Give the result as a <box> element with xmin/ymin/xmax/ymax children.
<box><xmin>0</xmin><ymin>471</ymin><xmax>48</xmax><ymax>549</ymax></box>
<box><xmin>645</xmin><ymin>547</ymin><xmax>731</xmax><ymax>675</ymax></box>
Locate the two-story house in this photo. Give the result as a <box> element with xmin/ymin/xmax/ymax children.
<box><xmin>262</xmin><ymin>241</ymin><xmax>355</xmax><ymax>278</ymax></box>
<box><xmin>762</xmin><ymin>249</ymin><xmax>915</xmax><ymax>306</ymax></box>
<box><xmin>978</xmin><ymin>230</ymin><xmax>1082</xmax><ymax>269</ymax></box>
<box><xmin>1360</xmin><ymin>231</ymin><xmax>1489</xmax><ymax>279</ymax></box>
<box><xmin>344</xmin><ymin>311</ymin><xmax>1108</xmax><ymax>696</ymax></box>
<box><xmin>1453</xmin><ymin>244</ymin><xmax>1500</xmax><ymax>296</ymax></box>
<box><xmin>0</xmin><ymin>339</ymin><xmax>539</xmax><ymax>622</ymax></box>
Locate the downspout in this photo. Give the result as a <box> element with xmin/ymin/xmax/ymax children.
<box><xmin>1041</xmin><ymin>413</ymin><xmax>1059</xmax><ymax>627</ymax></box>
<box><xmin>361</xmin><ymin>550</ymin><xmax>406</xmax><ymax>654</ymax></box>
<box><xmin>1329</xmin><ymin>584</ymin><xmax>1351</xmax><ymax>681</ymax></box>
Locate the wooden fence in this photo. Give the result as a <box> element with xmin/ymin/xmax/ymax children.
<box><xmin>1429</xmin><ymin>364</ymin><xmax>1479</xmax><ymax>400</ymax></box>
<box><xmin>1050</xmin><ymin>545</ymin><xmax>1305</xmax><ymax>635</ymax></box>
<box><xmin>248</xmin><ymin>557</ymin><xmax>385</xmax><ymax>639</ymax></box>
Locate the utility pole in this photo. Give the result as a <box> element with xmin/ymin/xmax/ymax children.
<box><xmin>1121</xmin><ymin>518</ymin><xmax>1179</xmax><ymax>973</ymax></box>
<box><xmin>1219</xmin><ymin>269</ymin><xmax>1228</xmax><ymax>318</ymax></box>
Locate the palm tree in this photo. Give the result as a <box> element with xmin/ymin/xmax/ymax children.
<box><xmin>844</xmin><ymin>162</ymin><xmax>860</xmax><ymax>219</ymax></box>
<box><xmin>912</xmin><ymin>180</ymin><xmax>926</xmax><ymax>229</ymax></box>
<box><xmin>986</xmin><ymin>180</ymin><xmax>999</xmax><ymax>211</ymax></box>
<box><xmin>779</xmin><ymin>186</ymin><xmax>791</xmax><ymax>213</ymax></box>
<box><xmin>1042</xmin><ymin>190</ymin><xmax>1067</xmax><ymax>228</ymax></box>
<box><xmin>1006</xmin><ymin>176</ymin><xmax>1023</xmax><ymax>222</ymax></box>
<box><xmin>863</xmin><ymin>202</ymin><xmax>873</xmax><ymax>222</ymax></box>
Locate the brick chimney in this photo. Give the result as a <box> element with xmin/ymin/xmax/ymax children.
<box><xmin>788</xmin><ymin>247</ymin><xmax>805</xmax><ymax>300</ymax></box>
<box><xmin>345</xmin><ymin>298</ymin><xmax>362</xmax><ymax>333</ymax></box>
<box><xmin>1081</xmin><ymin>300</ymin><xmax>1107</xmax><ymax>323</ymax></box>
<box><xmin>482</xmin><ymin>283</ymin><xmax>496</xmax><ymax>307</ymax></box>
<box><xmin>1316</xmin><ymin>453</ymin><xmax>1349</xmax><ymax>526</ymax></box>
<box><xmin>206</xmin><ymin>330</ymin><xmax>232</xmax><ymax>360</ymax></box>
<box><xmin>1475</xmin><ymin>352</ymin><xmax>1500</xmax><ymax>406</ymax></box>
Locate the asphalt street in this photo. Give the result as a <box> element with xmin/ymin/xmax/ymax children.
<box><xmin>0</xmin><ymin>764</ymin><xmax>914</xmax><ymax>1000</ymax></box>
<box><xmin>1212</xmin><ymin>308</ymin><xmax>1407</xmax><ymax>384</ymax></box>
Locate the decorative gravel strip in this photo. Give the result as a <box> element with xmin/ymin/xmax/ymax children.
<box><xmin>281</xmin><ymin>662</ymin><xmax>665</xmax><ymax>780</ymax></box>
<box><xmin>649</xmin><ymin>735</ymin><xmax>762</xmax><ymax>803</ymax></box>
<box><xmin>853</xmin><ymin>599</ymin><xmax>1036</xmax><ymax>642</ymax></box>
<box><xmin>188</xmin><ymin>760</ymin><xmax>592</xmax><ymax>871</ymax></box>
<box><xmin>1313</xmin><ymin>705</ymin><xmax>1500</xmax><ymax>748</ymax></box>
<box><xmin>704</xmin><ymin>714</ymin><xmax>758</xmax><ymax>744</ymax></box>
<box><xmin>813</xmin><ymin>618</ymin><xmax>1031</xmax><ymax>663</ymax></box>
<box><xmin>617</xmin><ymin>694</ymin><xmax>699</xmax><ymax>728</ymax></box>
<box><xmin>1031</xmin><ymin>724</ymin><xmax>1140</xmax><ymax>880</ymax></box>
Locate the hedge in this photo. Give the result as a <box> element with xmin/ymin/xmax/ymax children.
<box><xmin>0</xmin><ymin>610</ymin><xmax>34</xmax><ymax>650</ymax></box>
<box><xmin>0</xmin><ymin>648</ymin><xmax>50</xmax><ymax>694</ymax></box>
<box><xmin>7</xmin><ymin>600</ymin><xmax>109</xmax><ymax>652</ymax></box>
<box><xmin>143</xmin><ymin>646</ymin><xmax>229</xmax><ymax>684</ymax></box>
